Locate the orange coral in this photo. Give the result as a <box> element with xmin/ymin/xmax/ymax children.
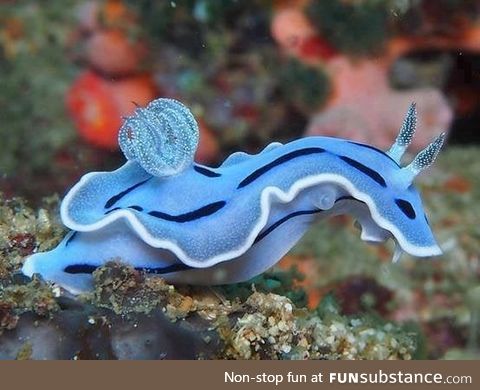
<box><xmin>66</xmin><ymin>71</ymin><xmax>157</xmax><ymax>149</ymax></box>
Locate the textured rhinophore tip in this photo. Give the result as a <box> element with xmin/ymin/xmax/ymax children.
<box><xmin>397</xmin><ymin>102</ymin><xmax>417</xmax><ymax>147</ymax></box>
<box><xmin>118</xmin><ymin>98</ymin><xmax>200</xmax><ymax>177</ymax></box>
<box><xmin>387</xmin><ymin>102</ymin><xmax>417</xmax><ymax>163</ymax></box>
<box><xmin>409</xmin><ymin>132</ymin><xmax>446</xmax><ymax>174</ymax></box>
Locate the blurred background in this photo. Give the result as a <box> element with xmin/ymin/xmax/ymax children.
<box><xmin>0</xmin><ymin>0</ymin><xmax>479</xmax><ymax>359</ymax></box>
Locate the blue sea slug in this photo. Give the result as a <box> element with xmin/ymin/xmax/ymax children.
<box><xmin>22</xmin><ymin>99</ymin><xmax>444</xmax><ymax>294</ymax></box>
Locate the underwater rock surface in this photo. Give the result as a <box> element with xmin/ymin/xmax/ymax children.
<box><xmin>0</xmin><ymin>262</ymin><xmax>418</xmax><ymax>360</ymax></box>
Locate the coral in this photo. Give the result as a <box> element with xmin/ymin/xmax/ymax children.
<box><xmin>271</xmin><ymin>6</ymin><xmax>336</xmax><ymax>63</ymax></box>
<box><xmin>85</xmin><ymin>261</ymin><xmax>236</xmax><ymax>322</ymax></box>
<box><xmin>0</xmin><ymin>302</ymin><xmax>18</xmax><ymax>332</ymax></box>
<box><xmin>66</xmin><ymin>2</ymin><xmax>221</xmax><ymax>161</ymax></box>
<box><xmin>85</xmin><ymin>261</ymin><xmax>178</xmax><ymax>317</ymax></box>
<box><xmin>75</xmin><ymin>0</ymin><xmax>145</xmax><ymax>76</ymax></box>
<box><xmin>306</xmin><ymin>56</ymin><xmax>453</xmax><ymax>151</ymax></box>
<box><xmin>66</xmin><ymin>70</ymin><xmax>157</xmax><ymax>149</ymax></box>
<box><xmin>66</xmin><ymin>0</ymin><xmax>162</xmax><ymax>150</ymax></box>
<box><xmin>84</xmin><ymin>265</ymin><xmax>424</xmax><ymax>360</ymax></box>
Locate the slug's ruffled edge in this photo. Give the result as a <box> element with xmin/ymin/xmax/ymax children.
<box><xmin>60</xmin><ymin>171</ymin><xmax>442</xmax><ymax>269</ymax></box>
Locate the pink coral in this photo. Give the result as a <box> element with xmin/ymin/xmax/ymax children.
<box><xmin>306</xmin><ymin>56</ymin><xmax>452</xmax><ymax>150</ymax></box>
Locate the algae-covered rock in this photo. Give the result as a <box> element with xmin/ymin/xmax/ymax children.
<box><xmin>1</xmin><ymin>276</ymin><xmax>59</xmax><ymax>317</ymax></box>
<box><xmin>0</xmin><ymin>194</ymin><xmax>63</xmax><ymax>336</ymax></box>
<box><xmin>0</xmin><ymin>260</ymin><xmax>421</xmax><ymax>359</ymax></box>
<box><xmin>221</xmin><ymin>291</ymin><xmax>418</xmax><ymax>360</ymax></box>
<box><xmin>0</xmin><ymin>194</ymin><xmax>65</xmax><ymax>278</ymax></box>
<box><xmin>223</xmin><ymin>292</ymin><xmax>297</xmax><ymax>359</ymax></box>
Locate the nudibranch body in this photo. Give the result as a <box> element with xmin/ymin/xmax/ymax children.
<box><xmin>23</xmin><ymin>99</ymin><xmax>444</xmax><ymax>294</ymax></box>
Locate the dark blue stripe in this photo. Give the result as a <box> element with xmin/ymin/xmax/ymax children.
<box><xmin>64</xmin><ymin>264</ymin><xmax>97</xmax><ymax>274</ymax></box>
<box><xmin>347</xmin><ymin>141</ymin><xmax>400</xmax><ymax>167</ymax></box>
<box><xmin>105</xmin><ymin>207</ymin><xmax>121</xmax><ymax>215</ymax></box>
<box><xmin>148</xmin><ymin>201</ymin><xmax>226</xmax><ymax>222</ymax></box>
<box><xmin>194</xmin><ymin>165</ymin><xmax>221</xmax><ymax>177</ymax></box>
<box><xmin>395</xmin><ymin>198</ymin><xmax>416</xmax><ymax>219</ymax></box>
<box><xmin>64</xmin><ymin>263</ymin><xmax>193</xmax><ymax>275</ymax></box>
<box><xmin>103</xmin><ymin>202</ymin><xmax>226</xmax><ymax>222</ymax></box>
<box><xmin>254</xmin><ymin>209</ymin><xmax>323</xmax><ymax>244</ymax></box>
<box><xmin>253</xmin><ymin>196</ymin><xmax>367</xmax><ymax>245</ymax></box>
<box><xmin>65</xmin><ymin>231</ymin><xmax>78</xmax><ymax>247</ymax></box>
<box><xmin>237</xmin><ymin>147</ymin><xmax>326</xmax><ymax>189</ymax></box>
<box><xmin>339</xmin><ymin>156</ymin><xmax>387</xmax><ymax>187</ymax></box>
<box><xmin>104</xmin><ymin>178</ymin><xmax>151</xmax><ymax>209</ymax></box>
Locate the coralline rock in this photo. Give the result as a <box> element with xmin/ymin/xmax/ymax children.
<box><xmin>221</xmin><ymin>291</ymin><xmax>417</xmax><ymax>360</ymax></box>
<box><xmin>225</xmin><ymin>292</ymin><xmax>296</xmax><ymax>359</ymax></box>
